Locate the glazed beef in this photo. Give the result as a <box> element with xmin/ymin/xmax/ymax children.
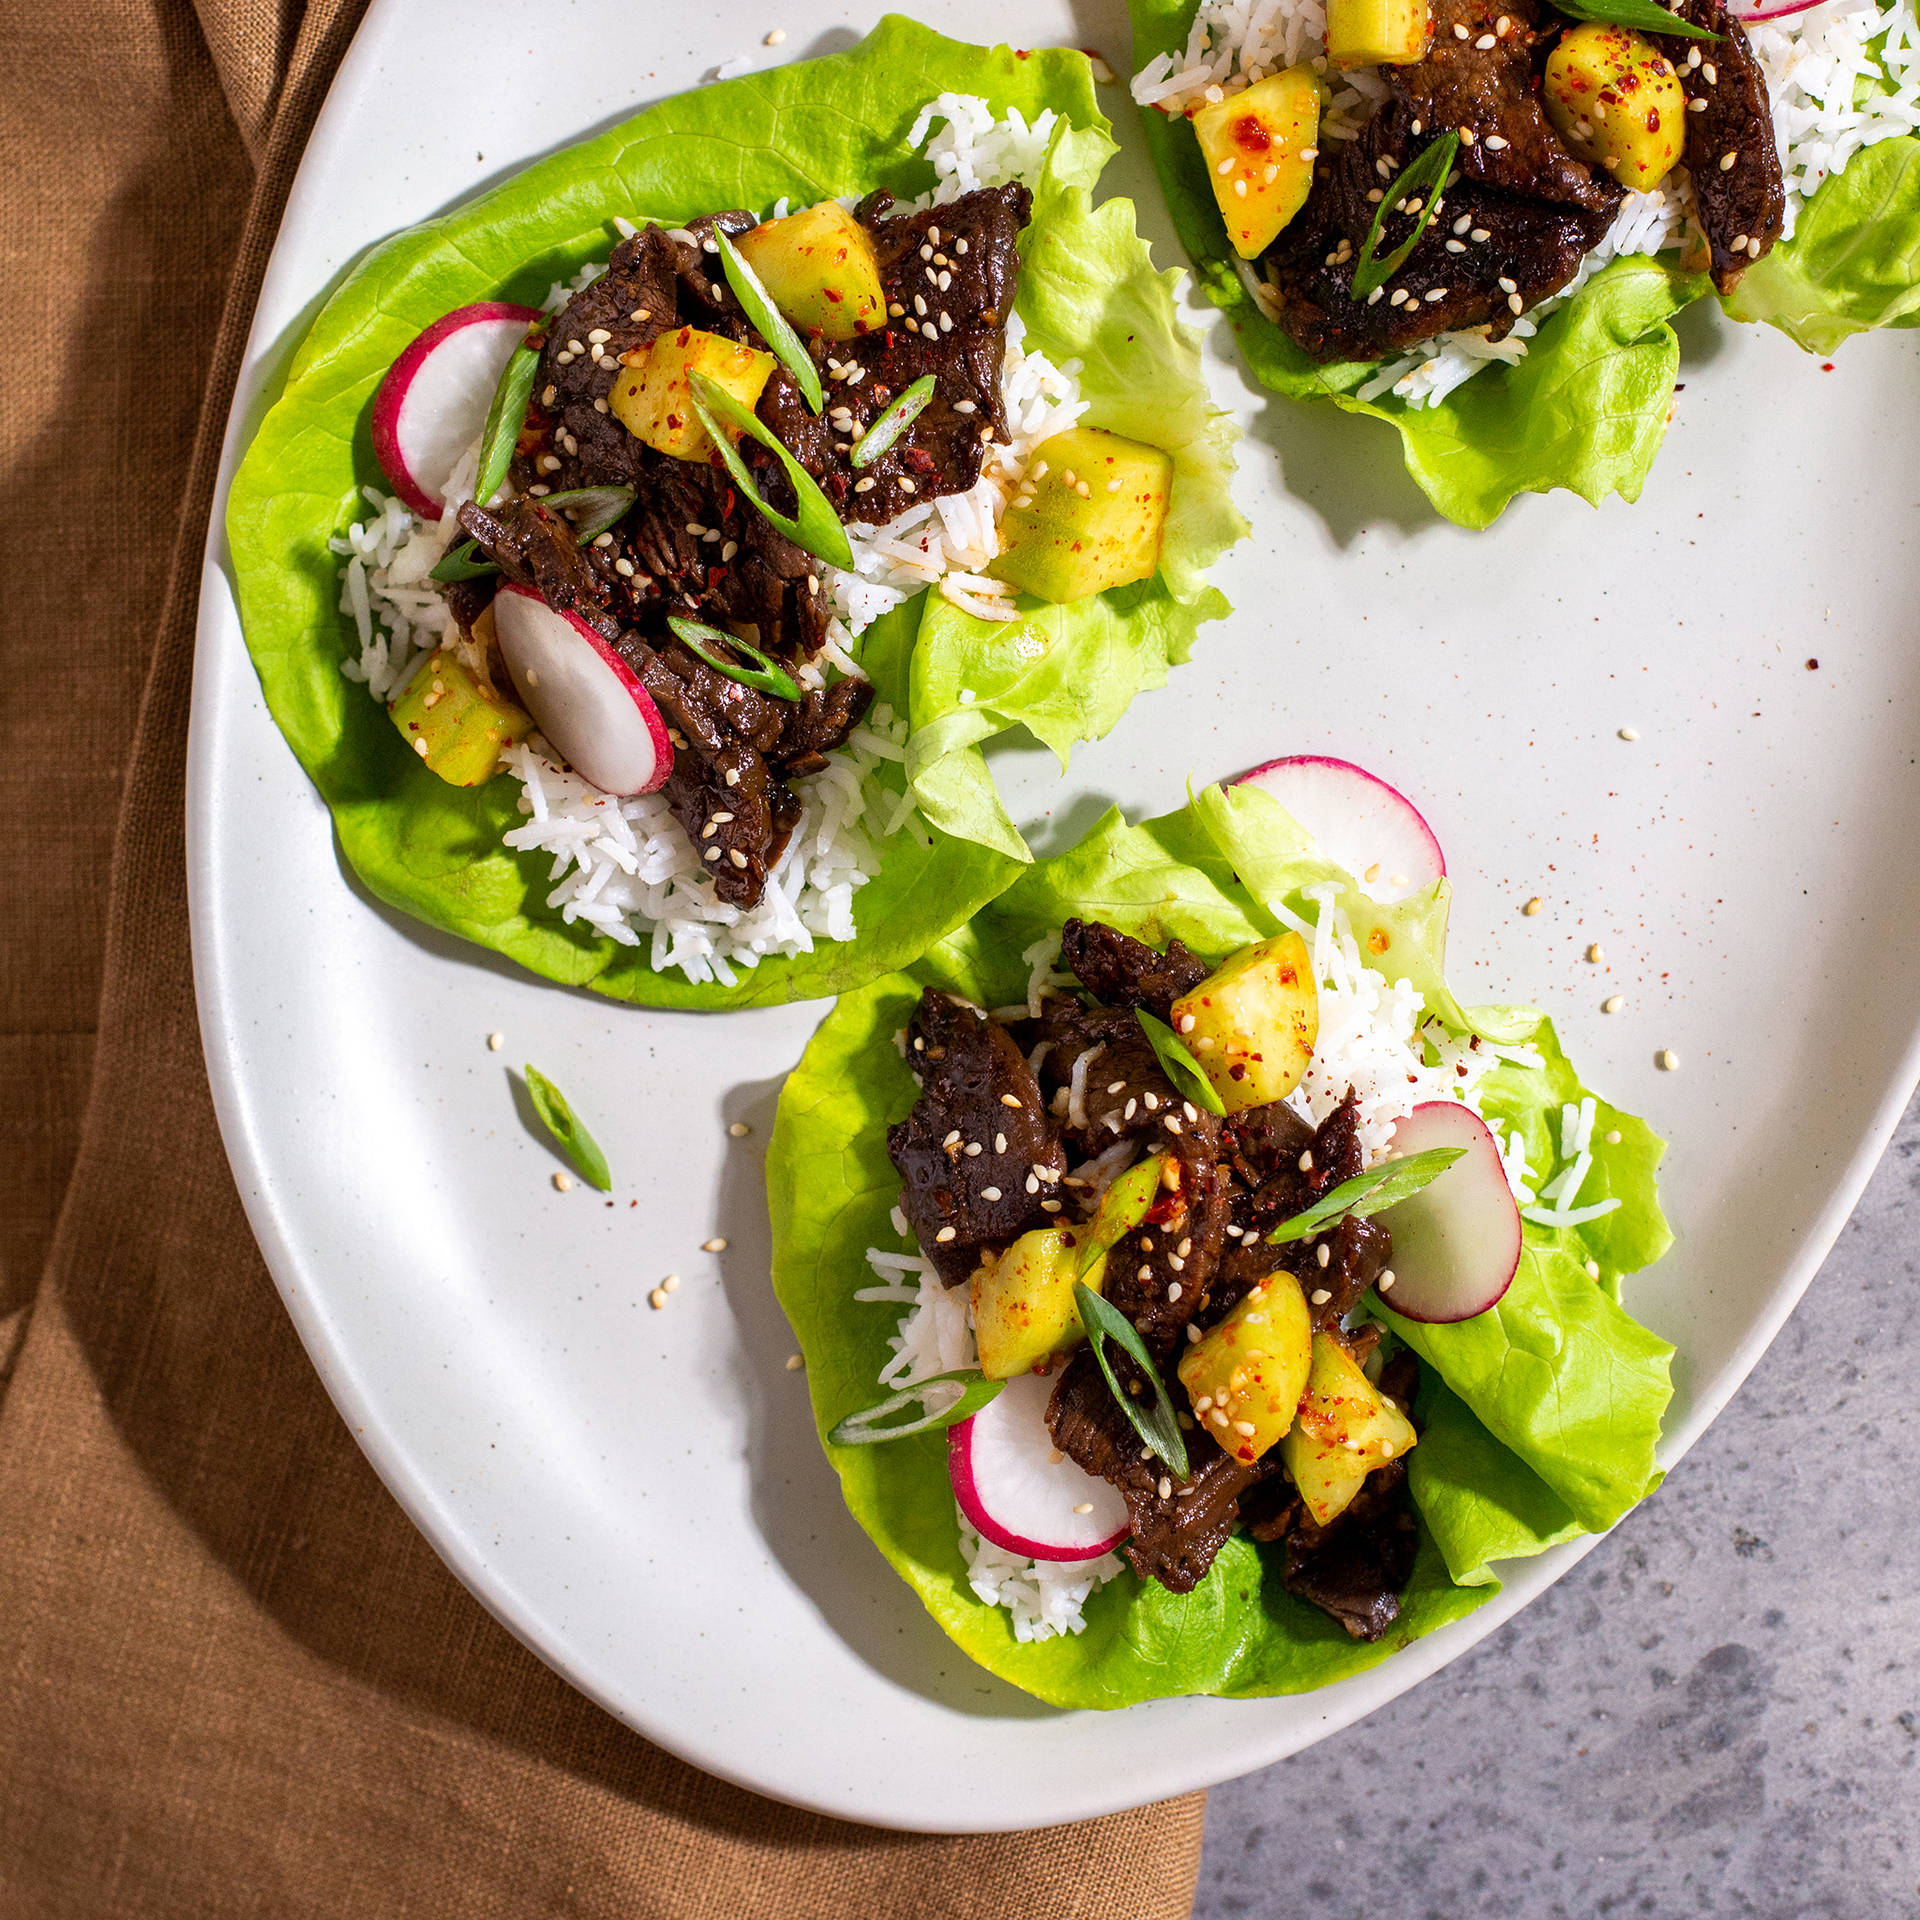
<box><xmin>1046</xmin><ymin>1351</ymin><xmax>1274</xmax><ymax>1594</ymax></box>
<box><xmin>1060</xmin><ymin>918</ymin><xmax>1211</xmax><ymax>1022</ymax></box>
<box><xmin>457</xmin><ymin>496</ymin><xmax>618</xmax><ymax>637</ymax></box>
<box><xmin>888</xmin><ymin>991</ymin><xmax>1067</xmax><ymax>1285</ymax></box>
<box><xmin>1282</xmin><ymin>1458</ymin><xmax>1421</xmax><ymax>1641</ymax></box>
<box><xmin>1656</xmin><ymin>0</ymin><xmax>1785</xmax><ymax>290</ymax></box>
<box><xmin>1388</xmin><ymin>0</ymin><xmax>1619</xmax><ymax>214</ymax></box>
<box><xmin>1262</xmin><ymin>106</ymin><xmax>1618</xmax><ymax>361</ymax></box>
<box><xmin>1100</xmin><ymin>1153</ymin><xmax>1233</xmax><ymax>1361</ymax></box>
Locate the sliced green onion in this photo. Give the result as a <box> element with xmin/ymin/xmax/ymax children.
<box><xmin>687</xmin><ymin>372</ymin><xmax>854</xmax><ymax>570</ymax></box>
<box><xmin>1135</xmin><ymin>1009</ymin><xmax>1228</xmax><ymax>1119</ymax></box>
<box><xmin>828</xmin><ymin>1370</ymin><xmax>1002</xmax><ymax>1446</ymax></box>
<box><xmin>475</xmin><ymin>337</ymin><xmax>543</xmax><ymax>504</ymax></box>
<box><xmin>714</xmin><ymin>229</ymin><xmax>823</xmax><ymax>414</ymax></box>
<box><xmin>523</xmin><ymin>1064</ymin><xmax>612</xmax><ymax>1191</ymax></box>
<box><xmin>1266</xmin><ymin>1145</ymin><xmax>1466</xmax><ymax>1245</ymax></box>
<box><xmin>667</xmin><ymin>615</ymin><xmax>803</xmax><ymax>702</ymax></box>
<box><xmin>537</xmin><ymin>485</ymin><xmax>636</xmax><ymax>540</ymax></box>
<box><xmin>1075</xmin><ymin>1282</ymin><xmax>1189</xmax><ymax>1478</ymax></box>
<box><xmin>850</xmin><ymin>374</ymin><xmax>937</xmax><ymax>470</ymax></box>
<box><xmin>429</xmin><ymin>539</ymin><xmax>499</xmax><ymax>583</ymax></box>
<box><xmin>1554</xmin><ymin>0</ymin><xmax>1721</xmax><ymax>35</ymax></box>
<box><xmin>1350</xmin><ymin>131</ymin><xmax>1461</xmax><ymax>302</ymax></box>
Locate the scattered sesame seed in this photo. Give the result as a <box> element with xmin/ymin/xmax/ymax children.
<box><xmin>648</xmin><ymin>1288</ymin><xmax>667</xmax><ymax>1309</ymax></box>
<box><xmin>982</xmin><ymin>1186</ymin><xmax>1001</xmax><ymax>1201</ymax></box>
<box><xmin>1454</xmin><ymin>20</ymin><xmax>1470</xmax><ymax>34</ymax></box>
<box><xmin>1310</xmin><ymin>1288</ymin><xmax>1333</xmax><ymax>1306</ymax></box>
<box><xmin>1720</xmin><ymin>150</ymin><xmax>1737</xmax><ymax>170</ymax></box>
<box><xmin>487</xmin><ymin>1031</ymin><xmax>504</xmax><ymax>1051</ymax></box>
<box><xmin>1586</xmin><ymin>1259</ymin><xmax>1602</xmax><ymax>1279</ymax></box>
<box><xmin>703</xmin><ymin>1236</ymin><xmax>728</xmax><ymax>1252</ymax></box>
<box><xmin>1606</xmin><ymin>1130</ymin><xmax>1622</xmax><ymax>1145</ymax></box>
<box><xmin>1586</xmin><ymin>943</ymin><xmax>1605</xmax><ymax>963</ymax></box>
<box><xmin>1299</xmin><ymin>1150</ymin><xmax>1314</xmax><ymax>1172</ymax></box>
<box><xmin>1378</xmin><ymin>1270</ymin><xmax>1396</xmax><ymax>1292</ymax></box>
<box><xmin>935</xmin><ymin>1226</ymin><xmax>957</xmax><ymax>1244</ymax></box>
<box><xmin>994</xmin><ymin>1132</ymin><xmax>1007</xmax><ymax>1153</ymax></box>
<box><xmin>553</xmin><ymin>1171</ymin><xmax>574</xmax><ymax>1192</ymax></box>
<box><xmin>1656</xmin><ymin>1049</ymin><xmax>1680</xmax><ymax>1071</ymax></box>
<box><xmin>1618</xmin><ymin>725</ymin><xmax>1640</xmax><ymax>740</ymax></box>
<box><xmin>1484</xmin><ymin>131</ymin><xmax>1508</xmax><ymax>147</ymax></box>
<box><xmin>1073</xmin><ymin>1502</ymin><xmax>1094</xmax><ymax>1515</ymax></box>
<box><xmin>1603</xmin><ymin>995</ymin><xmax>1626</xmax><ymax>1014</ymax></box>
<box><xmin>1316</xmin><ymin>1243</ymin><xmax>1331</xmax><ymax>1269</ymax></box>
<box><xmin>1471</xmin><ymin>227</ymin><xmax>1491</xmax><ymax>242</ymax></box>
<box><xmin>1001</xmin><ymin>1093</ymin><xmax>1023</xmax><ymax>1109</ymax></box>
<box><xmin>728</xmin><ymin>1121</ymin><xmax>751</xmax><ymax>1138</ymax></box>
<box><xmin>1232</xmin><ymin>1420</ymin><xmax>1257</xmax><ymax>1437</ymax></box>
<box><xmin>1523</xmin><ymin>896</ymin><xmax>1544</xmax><ymax>916</ymax></box>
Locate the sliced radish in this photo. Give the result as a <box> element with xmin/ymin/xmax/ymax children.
<box><xmin>1371</xmin><ymin>1102</ymin><xmax>1523</xmax><ymax>1324</ymax></box>
<box><xmin>949</xmin><ymin>1370</ymin><xmax>1129</xmax><ymax>1562</ymax></box>
<box><xmin>1235</xmin><ymin>755</ymin><xmax>1445</xmax><ymax>903</ymax></box>
<box><xmin>371</xmin><ymin>302</ymin><xmax>542</xmax><ymax>520</ymax></box>
<box><xmin>1733</xmin><ymin>0</ymin><xmax>1820</xmax><ymax>18</ymax></box>
<box><xmin>492</xmin><ymin>583</ymin><xmax>671</xmax><ymax>796</ymax></box>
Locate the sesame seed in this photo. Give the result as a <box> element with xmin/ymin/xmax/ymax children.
<box><xmin>1124</xmin><ymin>1098</ymin><xmax>1138</xmax><ymax>1120</ymax></box>
<box><xmin>964</xmin><ymin>1142</ymin><xmax>982</xmax><ymax>1157</ymax></box>
<box><xmin>1603</xmin><ymin>995</ymin><xmax>1626</xmax><ymax>1014</ymax></box>
<box><xmin>994</xmin><ymin>1132</ymin><xmax>1007</xmax><ymax>1153</ymax></box>
<box><xmin>1368</xmin><ymin>286</ymin><xmax>1384</xmax><ymax>305</ymax></box>
<box><xmin>953</xmin><ymin>399</ymin><xmax>976</xmax><ymax>414</ymax></box>
<box><xmin>1606</xmin><ymin>1130</ymin><xmax>1622</xmax><ymax>1145</ymax></box>
<box><xmin>1618</xmin><ymin>725</ymin><xmax>1640</xmax><ymax>740</ymax></box>
<box><xmin>1316</xmin><ymin>1243</ymin><xmax>1332</xmax><ymax>1268</ymax></box>
<box><xmin>1732</xmin><ymin>233</ymin><xmax>1749</xmax><ymax>252</ymax></box>
<box><xmin>1233</xmin><ymin>1420</ymin><xmax>1257</xmax><ymax>1437</ymax></box>
<box><xmin>1426</xmin><ymin>287</ymin><xmax>1448</xmax><ymax>301</ymax></box>
<box><xmin>1026</xmin><ymin>1174</ymin><xmax>1039</xmax><ymax>1194</ymax></box>
<box><xmin>1476</xmin><ymin>32</ymin><xmax>1496</xmax><ymax>48</ymax></box>
<box><xmin>553</xmin><ymin>1171</ymin><xmax>573</xmax><ymax>1192</ymax></box>
<box><xmin>1656</xmin><ymin>1049</ymin><xmax>1680</xmax><ymax>1071</ymax></box>
<box><xmin>1471</xmin><ymin>227</ymin><xmax>1491</xmax><ymax>242</ymax></box>
<box><xmin>1299</xmin><ymin>1150</ymin><xmax>1314</xmax><ymax>1172</ymax></box>
<box><xmin>1748</xmin><ymin>236</ymin><xmax>1764</xmax><ymax>257</ymax></box>
<box><xmin>853</xmin><ymin>476</ymin><xmax>876</xmax><ymax>492</ymax></box>
<box><xmin>1377</xmin><ymin>156</ymin><xmax>1395</xmax><ymax>178</ymax></box>
<box><xmin>1158</xmin><ymin>1476</ymin><xmax>1173</xmax><ymax>1500</ymax></box>
<box><xmin>1218</xmin><ymin>156</ymin><xmax>1234</xmax><ymax>175</ymax></box>
<box><xmin>1586</xmin><ymin>943</ymin><xmax>1605</xmax><ymax>963</ymax></box>
<box><xmin>1688</xmin><ymin>45</ymin><xmax>1702</xmax><ymax>65</ymax></box>
<box><xmin>935</xmin><ymin>1226</ymin><xmax>957</xmax><ymax>1243</ymax></box>
<box><xmin>1689</xmin><ymin>96</ymin><xmax>1708</xmax><ymax>111</ymax></box>
<box><xmin>1446</xmin><ymin>239</ymin><xmax>1466</xmax><ymax>253</ymax></box>
<box><xmin>728</xmin><ymin>850</ymin><xmax>748</xmax><ymax>869</ymax></box>
<box><xmin>1310</xmin><ymin>1287</ymin><xmax>1333</xmax><ymax>1306</ymax></box>
<box><xmin>982</xmin><ymin>1186</ymin><xmax>1001</xmax><ymax>1201</ymax></box>
<box><xmin>913</xmin><ymin>294</ymin><xmax>928</xmax><ymax>317</ymax></box>
<box><xmin>541</xmin><ymin>384</ymin><xmax>558</xmax><ymax>406</ymax></box>
<box><xmin>1001</xmin><ymin>1094</ymin><xmax>1023</xmax><ymax>1109</ymax></box>
<box><xmin>1704</xmin><ymin>62</ymin><xmax>1718</xmax><ymax>82</ymax></box>
<box><xmin>648</xmin><ymin>1288</ymin><xmax>667</xmax><ymax>1309</ymax></box>
<box><xmin>487</xmin><ymin>1031</ymin><xmax>504</xmax><ymax>1051</ymax></box>
<box><xmin>1454</xmin><ymin>19</ymin><xmax>1469</xmax><ymax>33</ymax></box>
<box><xmin>1378</xmin><ymin>1270</ymin><xmax>1396</xmax><ymax>1292</ymax></box>
<box><xmin>1720</xmin><ymin>150</ymin><xmax>1737</xmax><ymax>170</ymax></box>
<box><xmin>765</xmin><ymin>26</ymin><xmax>786</xmax><ymax>43</ymax></box>
<box><xmin>703</xmin><ymin>847</ymin><xmax>721</xmax><ymax>862</ymax></box>
<box><xmin>1183</xmin><ymin>1102</ymin><xmax>1198</xmax><ymax>1123</ymax></box>
<box><xmin>1460</xmin><ymin>125</ymin><xmax>1477</xmax><ymax>144</ymax></box>
<box><xmin>1073</xmin><ymin>1502</ymin><xmax>1094</xmax><ymax>1515</ymax></box>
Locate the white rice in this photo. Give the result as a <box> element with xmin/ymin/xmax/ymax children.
<box><xmin>1135</xmin><ymin>0</ymin><xmax>1920</xmax><ymax>407</ymax></box>
<box><xmin>332</xmin><ymin>96</ymin><xmax>1083</xmax><ymax>982</ymax></box>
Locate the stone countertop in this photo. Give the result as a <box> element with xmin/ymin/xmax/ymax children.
<box><xmin>1195</xmin><ymin>1098</ymin><xmax>1919</xmax><ymax>1919</ymax></box>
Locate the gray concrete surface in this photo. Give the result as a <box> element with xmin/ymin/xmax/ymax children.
<box><xmin>1195</xmin><ymin>1097</ymin><xmax>1920</xmax><ymax>1920</ymax></box>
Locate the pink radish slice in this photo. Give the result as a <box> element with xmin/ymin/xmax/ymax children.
<box><xmin>949</xmin><ymin>1371</ymin><xmax>1129</xmax><ymax>1561</ymax></box>
<box><xmin>1733</xmin><ymin>0</ymin><xmax>1820</xmax><ymax>18</ymax></box>
<box><xmin>1234</xmin><ymin>756</ymin><xmax>1445</xmax><ymax>903</ymax></box>
<box><xmin>492</xmin><ymin>583</ymin><xmax>672</xmax><ymax>796</ymax></box>
<box><xmin>1371</xmin><ymin>1102</ymin><xmax>1523</xmax><ymax>1324</ymax></box>
<box><xmin>371</xmin><ymin>302</ymin><xmax>542</xmax><ymax>520</ymax></box>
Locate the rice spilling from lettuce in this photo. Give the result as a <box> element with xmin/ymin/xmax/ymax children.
<box><xmin>1134</xmin><ymin>0</ymin><xmax>1920</xmax><ymax>408</ymax></box>
<box><xmin>331</xmin><ymin>96</ymin><xmax>1083</xmax><ymax>984</ymax></box>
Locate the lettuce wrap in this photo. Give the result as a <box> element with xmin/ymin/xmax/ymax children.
<box><xmin>1127</xmin><ymin>0</ymin><xmax>1920</xmax><ymax>528</ymax></box>
<box><xmin>768</xmin><ymin>782</ymin><xmax>1674</xmax><ymax>1708</ymax></box>
<box><xmin>225</xmin><ymin>17</ymin><xmax>1244</xmax><ymax>1010</ymax></box>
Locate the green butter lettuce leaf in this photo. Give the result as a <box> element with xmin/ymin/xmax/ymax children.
<box><xmin>769</xmin><ymin>783</ymin><xmax>1672</xmax><ymax>1706</ymax></box>
<box><xmin>225</xmin><ymin>17</ymin><xmax>1239</xmax><ymax>1010</ymax></box>
<box><xmin>1126</xmin><ymin>0</ymin><xmax>1919</xmax><ymax>522</ymax></box>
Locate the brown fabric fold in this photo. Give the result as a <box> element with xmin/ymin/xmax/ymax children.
<box><xmin>0</xmin><ymin>3</ymin><xmax>1206</xmax><ymax>1912</ymax></box>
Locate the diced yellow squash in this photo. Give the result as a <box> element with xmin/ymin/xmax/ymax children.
<box><xmin>1542</xmin><ymin>22</ymin><xmax>1686</xmax><ymax>192</ymax></box>
<box><xmin>1279</xmin><ymin>1331</ymin><xmax>1418</xmax><ymax>1526</ymax></box>
<box><xmin>972</xmin><ymin>1226</ymin><xmax>1102</xmax><ymax>1380</ymax></box>
<box><xmin>734</xmin><ymin>202</ymin><xmax>885</xmax><ymax>340</ymax></box>
<box><xmin>992</xmin><ymin>426</ymin><xmax>1173</xmax><ymax>603</ymax></box>
<box><xmin>387</xmin><ymin>645</ymin><xmax>532</xmax><ymax>786</ymax></box>
<box><xmin>1177</xmin><ymin>1273</ymin><xmax>1313</xmax><ymax>1465</ymax></box>
<box><xmin>1170</xmin><ymin>933</ymin><xmax>1318</xmax><ymax>1116</ymax></box>
<box><xmin>609</xmin><ymin>325</ymin><xmax>775</xmax><ymax>463</ymax></box>
<box><xmin>1191</xmin><ymin>67</ymin><xmax>1322</xmax><ymax>259</ymax></box>
<box><xmin>1327</xmin><ymin>0</ymin><xmax>1431</xmax><ymax>66</ymax></box>
<box><xmin>1080</xmin><ymin>1153</ymin><xmax>1168</xmax><ymax>1272</ymax></box>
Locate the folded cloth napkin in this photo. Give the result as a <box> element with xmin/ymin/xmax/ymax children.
<box><xmin>0</xmin><ymin>2</ymin><xmax>1206</xmax><ymax>1910</ymax></box>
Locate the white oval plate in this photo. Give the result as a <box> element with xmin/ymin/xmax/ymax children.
<box><xmin>189</xmin><ymin>0</ymin><xmax>1920</xmax><ymax>1832</ymax></box>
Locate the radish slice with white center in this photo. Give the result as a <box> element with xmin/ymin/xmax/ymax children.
<box><xmin>492</xmin><ymin>583</ymin><xmax>671</xmax><ymax>796</ymax></box>
<box><xmin>1235</xmin><ymin>755</ymin><xmax>1446</xmax><ymax>903</ymax></box>
<box><xmin>949</xmin><ymin>1370</ymin><xmax>1129</xmax><ymax>1562</ymax></box>
<box><xmin>1371</xmin><ymin>1101</ymin><xmax>1523</xmax><ymax>1323</ymax></box>
<box><xmin>371</xmin><ymin>302</ymin><xmax>542</xmax><ymax>520</ymax></box>
<box><xmin>1733</xmin><ymin>0</ymin><xmax>1819</xmax><ymax>18</ymax></box>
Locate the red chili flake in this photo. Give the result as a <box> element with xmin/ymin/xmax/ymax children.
<box><xmin>1822</xmin><ymin>361</ymin><xmax>1835</xmax><ymax>371</ymax></box>
<box><xmin>1233</xmin><ymin>114</ymin><xmax>1272</xmax><ymax>153</ymax></box>
<box><xmin>707</xmin><ymin>566</ymin><xmax>726</xmax><ymax>590</ymax></box>
<box><xmin>1806</xmin><ymin>657</ymin><xmax>1819</xmax><ymax>670</ymax></box>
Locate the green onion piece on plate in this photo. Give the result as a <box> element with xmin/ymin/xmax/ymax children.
<box><xmin>686</xmin><ymin>372</ymin><xmax>854</xmax><ymax>570</ymax></box>
<box><xmin>1134</xmin><ymin>1009</ymin><xmax>1227</xmax><ymax>1118</ymax></box>
<box><xmin>428</xmin><ymin>539</ymin><xmax>499</xmax><ymax>584</ymax></box>
<box><xmin>1350</xmin><ymin>131</ymin><xmax>1461</xmax><ymax>302</ymax></box>
<box><xmin>1266</xmin><ymin>1145</ymin><xmax>1466</xmax><ymax>1244</ymax></box>
<box><xmin>714</xmin><ymin>229</ymin><xmax>824</xmax><ymax>414</ymax></box>
<box><xmin>850</xmin><ymin>374</ymin><xmax>937</xmax><ymax>469</ymax></box>
<box><xmin>828</xmin><ymin>1370</ymin><xmax>1003</xmax><ymax>1445</ymax></box>
<box><xmin>1075</xmin><ymin>1282</ymin><xmax>1189</xmax><ymax>1478</ymax></box>
<box><xmin>667</xmin><ymin>615</ymin><xmax>804</xmax><ymax>702</ymax></box>
<box><xmin>474</xmin><ymin>337</ymin><xmax>543</xmax><ymax>505</ymax></box>
<box><xmin>536</xmin><ymin>484</ymin><xmax>637</xmax><ymax>541</ymax></box>
<box><xmin>523</xmin><ymin>1064</ymin><xmax>612</xmax><ymax>1191</ymax></box>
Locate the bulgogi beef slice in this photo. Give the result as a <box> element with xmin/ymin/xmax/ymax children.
<box><xmin>1387</xmin><ymin>0</ymin><xmax>1619</xmax><ymax>214</ymax></box>
<box><xmin>771</xmin><ymin>672</ymin><xmax>874</xmax><ymax>779</ymax></box>
<box><xmin>1287</xmin><ymin>1213</ymin><xmax>1393</xmax><ymax>1332</ymax></box>
<box><xmin>458</xmin><ymin>496</ymin><xmax>618</xmax><ymax>638</ymax></box>
<box><xmin>1046</xmin><ymin>1350</ymin><xmax>1273</xmax><ymax>1594</ymax></box>
<box><xmin>1101</xmin><ymin>1153</ymin><xmax>1233</xmax><ymax>1360</ymax></box>
<box><xmin>857</xmin><ymin>184</ymin><xmax>1031</xmax><ymax>329</ymax></box>
<box><xmin>1263</xmin><ymin>106</ymin><xmax>1618</xmax><ymax>361</ymax></box>
<box><xmin>1282</xmin><ymin>1457</ymin><xmax>1420</xmax><ymax>1641</ymax></box>
<box><xmin>888</xmin><ymin>991</ymin><xmax>1067</xmax><ymax>1285</ymax></box>
<box><xmin>1655</xmin><ymin>0</ymin><xmax>1785</xmax><ymax>290</ymax></box>
<box><xmin>1059</xmin><ymin>919</ymin><xmax>1211</xmax><ymax>1023</ymax></box>
<box><xmin>1030</xmin><ymin>996</ymin><xmax>1194</xmax><ymax>1159</ymax></box>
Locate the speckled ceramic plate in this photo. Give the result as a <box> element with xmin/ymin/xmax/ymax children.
<box><xmin>189</xmin><ymin>0</ymin><xmax>1920</xmax><ymax>1832</ymax></box>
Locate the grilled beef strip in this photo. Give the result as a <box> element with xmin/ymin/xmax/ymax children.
<box><xmin>1282</xmin><ymin>1457</ymin><xmax>1421</xmax><ymax>1640</ymax></box>
<box><xmin>887</xmin><ymin>990</ymin><xmax>1067</xmax><ymax>1287</ymax></box>
<box><xmin>1059</xmin><ymin>917</ymin><xmax>1211</xmax><ymax>1022</ymax></box>
<box><xmin>1655</xmin><ymin>0</ymin><xmax>1785</xmax><ymax>290</ymax></box>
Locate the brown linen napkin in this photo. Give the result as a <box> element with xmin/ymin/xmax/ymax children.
<box><xmin>0</xmin><ymin>2</ymin><xmax>1207</xmax><ymax>1911</ymax></box>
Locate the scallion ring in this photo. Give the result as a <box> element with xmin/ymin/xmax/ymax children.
<box><xmin>686</xmin><ymin>372</ymin><xmax>854</xmax><ymax>570</ymax></box>
<box><xmin>714</xmin><ymin>229</ymin><xmax>824</xmax><ymax>414</ymax></box>
<box><xmin>666</xmin><ymin>615</ymin><xmax>804</xmax><ymax>702</ymax></box>
<box><xmin>849</xmin><ymin>374</ymin><xmax>937</xmax><ymax>469</ymax></box>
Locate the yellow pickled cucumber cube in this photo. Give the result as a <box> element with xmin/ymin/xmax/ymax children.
<box><xmin>1543</xmin><ymin>22</ymin><xmax>1686</xmax><ymax>191</ymax></box>
<box><xmin>1280</xmin><ymin>1332</ymin><xmax>1418</xmax><ymax>1526</ymax></box>
<box><xmin>992</xmin><ymin>426</ymin><xmax>1173</xmax><ymax>603</ymax></box>
<box><xmin>1170</xmin><ymin>933</ymin><xmax>1318</xmax><ymax>1115</ymax></box>
<box><xmin>609</xmin><ymin>325</ymin><xmax>775</xmax><ymax>463</ymax></box>
<box><xmin>1327</xmin><ymin>0</ymin><xmax>1432</xmax><ymax>65</ymax></box>
<box><xmin>1178</xmin><ymin>1273</ymin><xmax>1313</xmax><ymax>1465</ymax></box>
<box><xmin>388</xmin><ymin>646</ymin><xmax>532</xmax><ymax>787</ymax></box>
<box><xmin>735</xmin><ymin>202</ymin><xmax>885</xmax><ymax>341</ymax></box>
<box><xmin>1191</xmin><ymin>67</ymin><xmax>1322</xmax><ymax>258</ymax></box>
<box><xmin>972</xmin><ymin>1226</ymin><xmax>1103</xmax><ymax>1380</ymax></box>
